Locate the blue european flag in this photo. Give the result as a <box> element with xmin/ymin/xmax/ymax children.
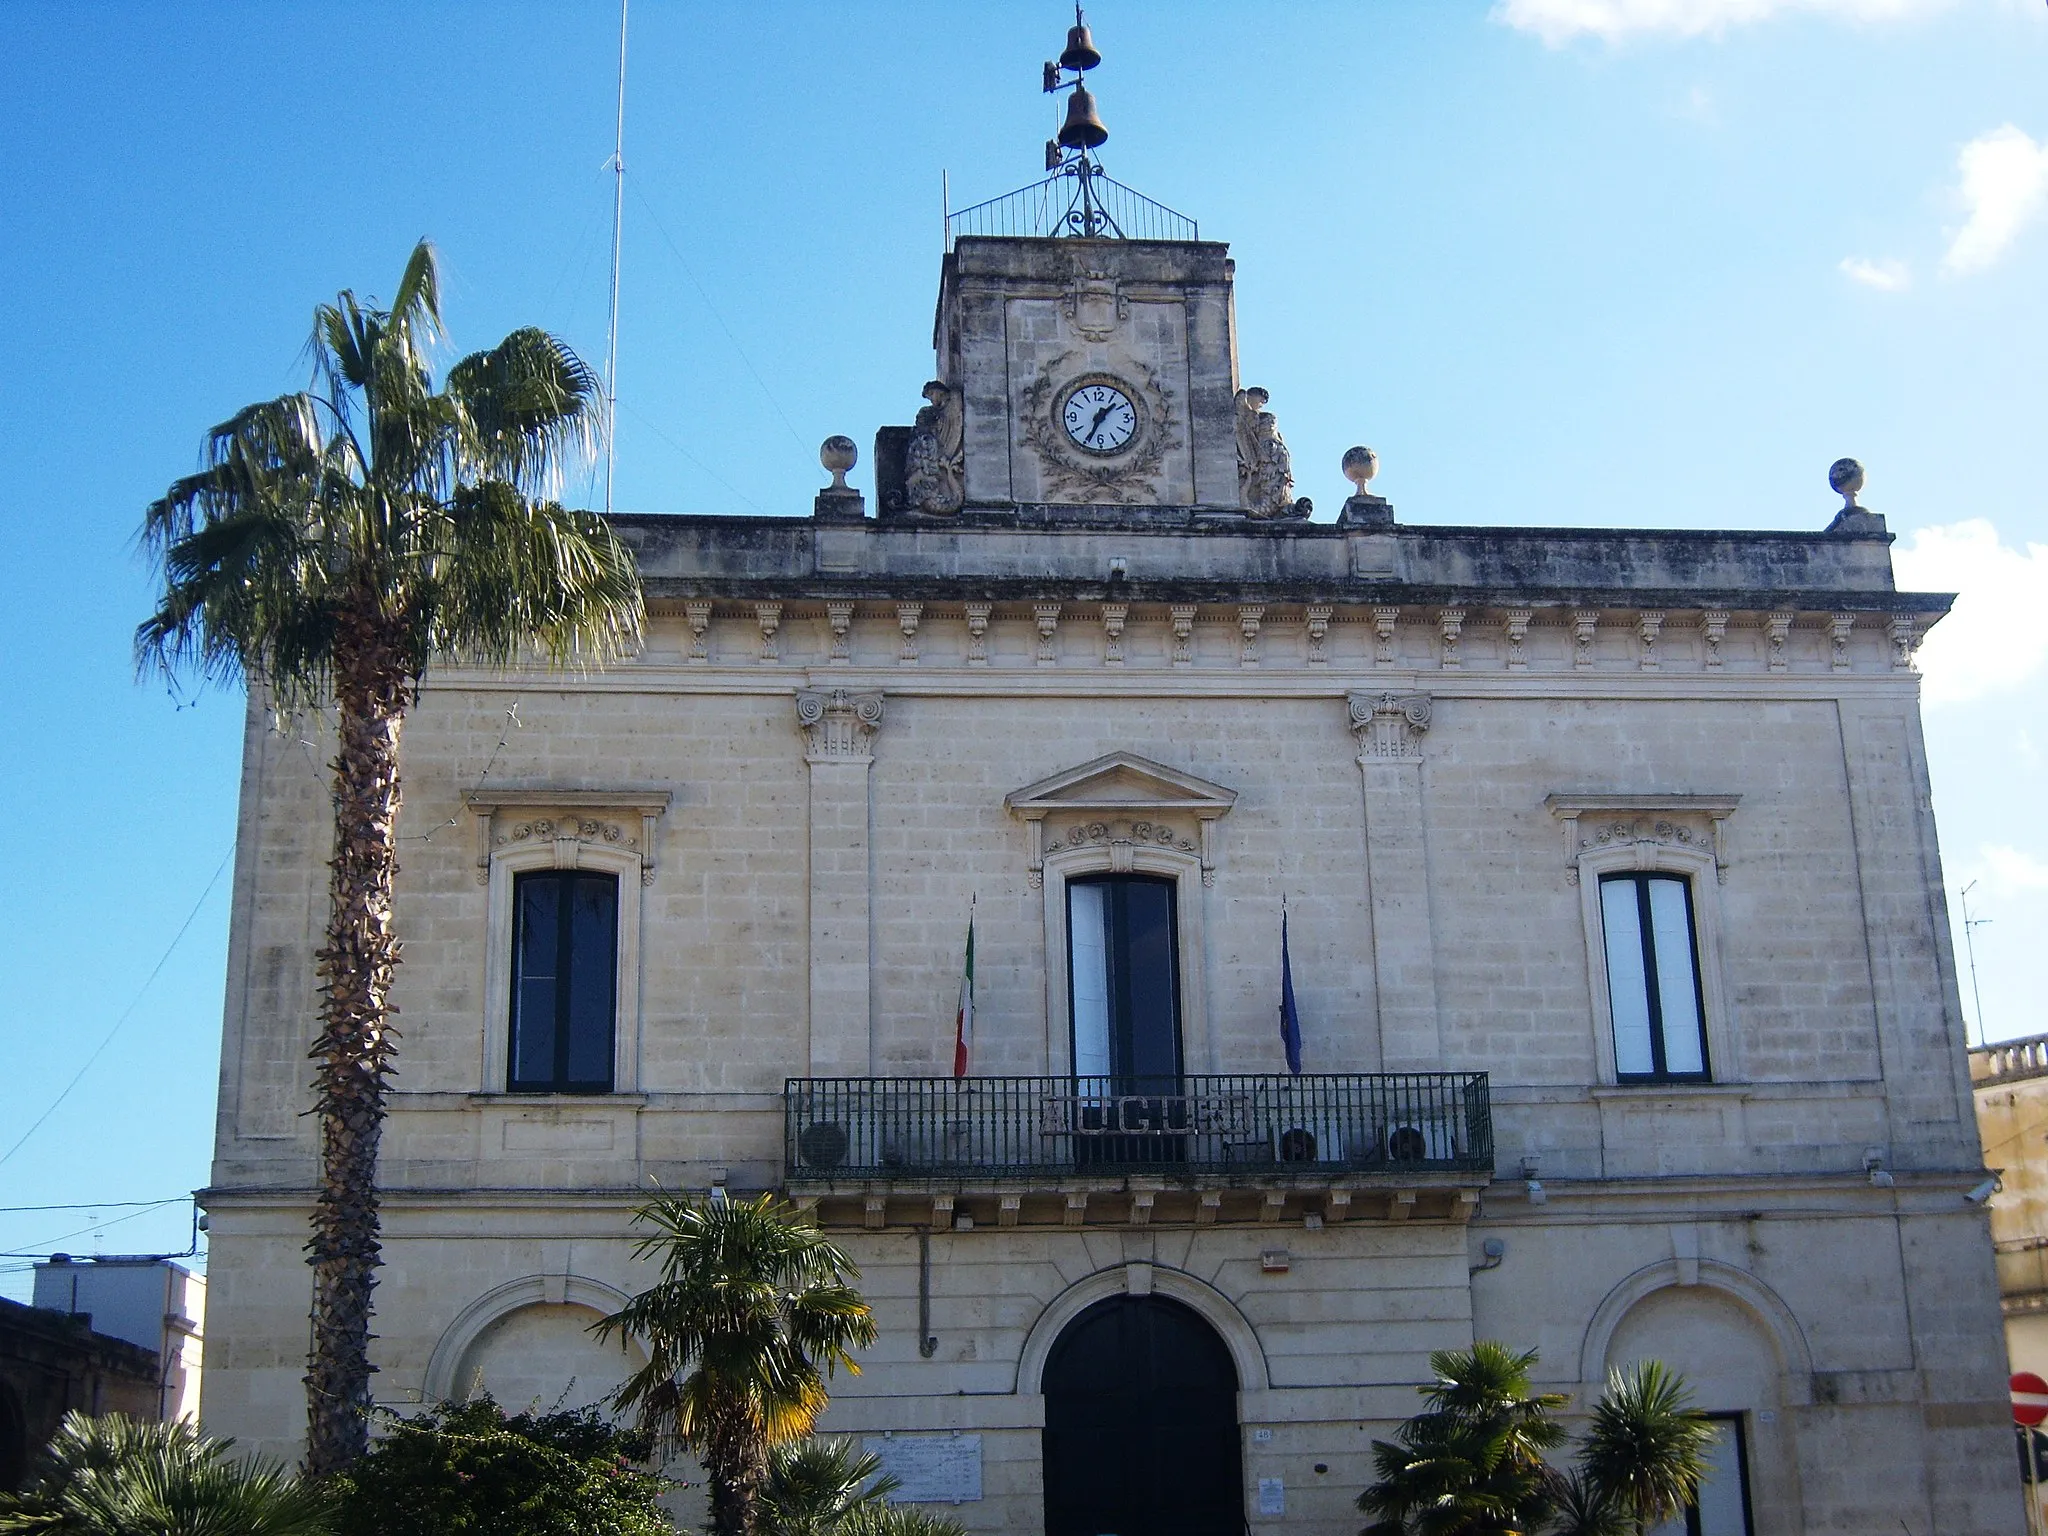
<box><xmin>1279</xmin><ymin>907</ymin><xmax>1303</xmax><ymax>1076</ymax></box>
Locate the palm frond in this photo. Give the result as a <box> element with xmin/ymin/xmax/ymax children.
<box><xmin>837</xmin><ymin>1506</ymin><xmax>969</xmax><ymax>1536</ymax></box>
<box><xmin>447</xmin><ymin>326</ymin><xmax>603</xmax><ymax>497</ymax></box>
<box><xmin>0</xmin><ymin>1411</ymin><xmax>332</xmax><ymax>1536</ymax></box>
<box><xmin>1579</xmin><ymin>1360</ymin><xmax>1714</xmax><ymax>1529</ymax></box>
<box><xmin>755</xmin><ymin>1437</ymin><xmax>896</xmax><ymax>1536</ymax></box>
<box><xmin>597</xmin><ymin>1194</ymin><xmax>876</xmax><ymax>1518</ymax></box>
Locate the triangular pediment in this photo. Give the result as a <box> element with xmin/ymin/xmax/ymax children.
<box><xmin>1004</xmin><ymin>752</ymin><xmax>1237</xmax><ymax>821</ymax></box>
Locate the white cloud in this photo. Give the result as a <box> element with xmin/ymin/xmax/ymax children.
<box><xmin>1838</xmin><ymin>256</ymin><xmax>1911</xmax><ymax>290</ymax></box>
<box><xmin>1942</xmin><ymin>125</ymin><xmax>2048</xmax><ymax>275</ymax></box>
<box><xmin>1893</xmin><ymin>519</ymin><xmax>2048</xmax><ymax>705</ymax></box>
<box><xmin>1978</xmin><ymin>844</ymin><xmax>2048</xmax><ymax>897</ymax></box>
<box><xmin>1494</xmin><ymin>0</ymin><xmax>1954</xmax><ymax>45</ymax></box>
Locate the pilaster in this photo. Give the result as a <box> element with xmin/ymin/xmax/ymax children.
<box><xmin>1349</xmin><ymin>691</ymin><xmax>1443</xmax><ymax>1070</ymax></box>
<box><xmin>796</xmin><ymin>688</ymin><xmax>885</xmax><ymax>1076</ymax></box>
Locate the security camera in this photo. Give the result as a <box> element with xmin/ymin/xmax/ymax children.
<box><xmin>1965</xmin><ymin>1176</ymin><xmax>2001</xmax><ymax>1206</ymax></box>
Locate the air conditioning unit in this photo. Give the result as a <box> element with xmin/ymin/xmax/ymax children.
<box><xmin>1383</xmin><ymin>1120</ymin><xmax>1455</xmax><ymax>1164</ymax></box>
<box><xmin>1275</xmin><ymin>1116</ymin><xmax>1354</xmax><ymax>1165</ymax></box>
<box><xmin>796</xmin><ymin>1119</ymin><xmax>851</xmax><ymax>1171</ymax></box>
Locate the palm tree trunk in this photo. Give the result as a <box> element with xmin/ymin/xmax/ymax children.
<box><xmin>303</xmin><ymin>613</ymin><xmax>410</xmax><ymax>1477</ymax></box>
<box><xmin>705</xmin><ymin>1415</ymin><xmax>765</xmax><ymax>1536</ymax></box>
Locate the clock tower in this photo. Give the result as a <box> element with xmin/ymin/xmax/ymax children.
<box><xmin>877</xmin><ymin>12</ymin><xmax>1297</xmax><ymax>521</ymax></box>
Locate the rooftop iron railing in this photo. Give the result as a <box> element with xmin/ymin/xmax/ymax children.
<box><xmin>945</xmin><ymin>167</ymin><xmax>1198</xmax><ymax>247</ymax></box>
<box><xmin>784</xmin><ymin>1073</ymin><xmax>1492</xmax><ymax>1181</ymax></box>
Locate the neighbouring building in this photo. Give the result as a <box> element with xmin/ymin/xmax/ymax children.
<box><xmin>198</xmin><ymin>19</ymin><xmax>2020</xmax><ymax>1536</ymax></box>
<box><xmin>1970</xmin><ymin>1034</ymin><xmax>2048</xmax><ymax>1529</ymax></box>
<box><xmin>1971</xmin><ymin>1035</ymin><xmax>2048</xmax><ymax>1373</ymax></box>
<box><xmin>30</xmin><ymin>1256</ymin><xmax>205</xmax><ymax>1425</ymax></box>
<box><xmin>0</xmin><ymin>1298</ymin><xmax>161</xmax><ymax>1490</ymax></box>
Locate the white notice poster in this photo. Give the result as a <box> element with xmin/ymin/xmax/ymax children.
<box><xmin>862</xmin><ymin>1434</ymin><xmax>983</xmax><ymax>1504</ymax></box>
<box><xmin>1257</xmin><ymin>1476</ymin><xmax>1286</xmax><ymax>1516</ymax></box>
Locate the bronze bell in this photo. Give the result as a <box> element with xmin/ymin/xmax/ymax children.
<box><xmin>1057</xmin><ymin>82</ymin><xmax>1108</xmax><ymax>150</ymax></box>
<box><xmin>1059</xmin><ymin>16</ymin><xmax>1102</xmax><ymax>72</ymax></box>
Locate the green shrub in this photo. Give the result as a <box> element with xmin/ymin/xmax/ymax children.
<box><xmin>326</xmin><ymin>1397</ymin><xmax>673</xmax><ymax>1536</ymax></box>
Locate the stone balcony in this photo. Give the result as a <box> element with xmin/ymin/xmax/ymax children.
<box><xmin>1971</xmin><ymin>1032</ymin><xmax>2048</xmax><ymax>1088</ymax></box>
<box><xmin>783</xmin><ymin>1072</ymin><xmax>1494</xmax><ymax>1230</ymax></box>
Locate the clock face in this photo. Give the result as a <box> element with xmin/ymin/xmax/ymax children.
<box><xmin>1061</xmin><ymin>382</ymin><xmax>1138</xmax><ymax>455</ymax></box>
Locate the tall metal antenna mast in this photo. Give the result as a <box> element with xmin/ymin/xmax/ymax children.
<box><xmin>604</xmin><ymin>0</ymin><xmax>629</xmax><ymax>516</ymax></box>
<box><xmin>1960</xmin><ymin>879</ymin><xmax>1992</xmax><ymax>1046</ymax></box>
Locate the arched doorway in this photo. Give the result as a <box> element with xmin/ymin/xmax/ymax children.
<box><xmin>1042</xmin><ymin>1294</ymin><xmax>1242</xmax><ymax>1536</ymax></box>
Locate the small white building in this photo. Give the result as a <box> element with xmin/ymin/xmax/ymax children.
<box><xmin>33</xmin><ymin>1257</ymin><xmax>205</xmax><ymax>1424</ymax></box>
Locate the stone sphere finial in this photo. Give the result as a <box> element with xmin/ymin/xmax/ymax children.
<box><xmin>1828</xmin><ymin>457</ymin><xmax>1865</xmax><ymax>508</ymax></box>
<box><xmin>1342</xmin><ymin>445</ymin><xmax>1379</xmax><ymax>491</ymax></box>
<box><xmin>821</xmin><ymin>435</ymin><xmax>858</xmax><ymax>491</ymax></box>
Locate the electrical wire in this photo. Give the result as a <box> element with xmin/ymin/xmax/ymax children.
<box><xmin>0</xmin><ymin>1198</ymin><xmax>197</xmax><ymax>1259</ymax></box>
<box><xmin>618</xmin><ymin>399</ymin><xmax>770</xmax><ymax>514</ymax></box>
<box><xmin>0</xmin><ymin>1198</ymin><xmax>188</xmax><ymax>1214</ymax></box>
<box><xmin>629</xmin><ymin>182</ymin><xmax>809</xmax><ymax>452</ymax></box>
<box><xmin>0</xmin><ymin>846</ymin><xmax>235</xmax><ymax>1170</ymax></box>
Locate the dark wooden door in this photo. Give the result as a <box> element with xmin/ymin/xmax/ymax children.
<box><xmin>1042</xmin><ymin>1295</ymin><xmax>1243</xmax><ymax>1536</ymax></box>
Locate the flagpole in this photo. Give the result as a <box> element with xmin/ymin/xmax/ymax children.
<box><xmin>954</xmin><ymin>894</ymin><xmax>976</xmax><ymax>1080</ymax></box>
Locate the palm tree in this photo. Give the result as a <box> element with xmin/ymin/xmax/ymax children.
<box><xmin>1577</xmin><ymin>1362</ymin><xmax>1715</xmax><ymax>1535</ymax></box>
<box><xmin>138</xmin><ymin>240</ymin><xmax>643</xmax><ymax>1475</ymax></box>
<box><xmin>597</xmin><ymin>1194</ymin><xmax>879</xmax><ymax>1536</ymax></box>
<box><xmin>836</xmin><ymin>1510</ymin><xmax>968</xmax><ymax>1536</ymax></box>
<box><xmin>756</xmin><ymin>1438</ymin><xmax>897</xmax><ymax>1536</ymax></box>
<box><xmin>1541</xmin><ymin>1470</ymin><xmax>1630</xmax><ymax>1536</ymax></box>
<box><xmin>1357</xmin><ymin>1342</ymin><xmax>1569</xmax><ymax>1536</ymax></box>
<box><xmin>0</xmin><ymin>1411</ymin><xmax>334</xmax><ymax>1535</ymax></box>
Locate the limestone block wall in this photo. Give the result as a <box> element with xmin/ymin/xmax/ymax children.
<box><xmin>200</xmin><ymin>586</ymin><xmax>2013</xmax><ymax>1530</ymax></box>
<box><xmin>204</xmin><ymin>605</ymin><xmax>1978</xmax><ymax>1190</ymax></box>
<box><xmin>201</xmin><ymin>1198</ymin><xmax>2019</xmax><ymax>1535</ymax></box>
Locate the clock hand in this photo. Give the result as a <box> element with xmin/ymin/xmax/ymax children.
<box><xmin>1086</xmin><ymin>401</ymin><xmax>1115</xmax><ymax>444</ymax></box>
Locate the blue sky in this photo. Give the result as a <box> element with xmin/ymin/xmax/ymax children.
<box><xmin>2</xmin><ymin>0</ymin><xmax>2045</xmax><ymax>1298</ymax></box>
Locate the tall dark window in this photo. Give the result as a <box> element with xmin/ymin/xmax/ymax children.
<box><xmin>1067</xmin><ymin>875</ymin><xmax>1182</xmax><ymax>1092</ymax></box>
<box><xmin>1600</xmin><ymin>872</ymin><xmax>1709</xmax><ymax>1082</ymax></box>
<box><xmin>509</xmin><ymin>870</ymin><xmax>618</xmax><ymax>1094</ymax></box>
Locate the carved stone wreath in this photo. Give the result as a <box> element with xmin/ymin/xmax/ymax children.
<box><xmin>495</xmin><ymin>817</ymin><xmax>633</xmax><ymax>850</ymax></box>
<box><xmin>1058</xmin><ymin>818</ymin><xmax>1200</xmax><ymax>857</ymax></box>
<box><xmin>1567</xmin><ymin>816</ymin><xmax>1726</xmax><ymax>887</ymax></box>
<box><xmin>1019</xmin><ymin>351</ymin><xmax>1180</xmax><ymax>504</ymax></box>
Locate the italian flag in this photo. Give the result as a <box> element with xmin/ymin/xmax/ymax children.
<box><xmin>953</xmin><ymin>914</ymin><xmax>975</xmax><ymax>1078</ymax></box>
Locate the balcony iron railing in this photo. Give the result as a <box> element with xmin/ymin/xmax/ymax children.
<box><xmin>784</xmin><ymin>1073</ymin><xmax>1492</xmax><ymax>1181</ymax></box>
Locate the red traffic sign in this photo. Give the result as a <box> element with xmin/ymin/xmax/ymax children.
<box><xmin>2013</xmin><ymin>1372</ymin><xmax>2048</xmax><ymax>1426</ymax></box>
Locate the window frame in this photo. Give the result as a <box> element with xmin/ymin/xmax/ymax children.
<box><xmin>1599</xmin><ymin>871</ymin><xmax>1711</xmax><ymax>1084</ymax></box>
<box><xmin>1571</xmin><ymin>837</ymin><xmax>1737</xmax><ymax>1088</ymax></box>
<box><xmin>507</xmin><ymin>868</ymin><xmax>621</xmax><ymax>1095</ymax></box>
<box><xmin>1039</xmin><ymin>841</ymin><xmax>1212</xmax><ymax>1079</ymax></box>
<box><xmin>1065</xmin><ymin>873</ymin><xmax>1185</xmax><ymax>1090</ymax></box>
<box><xmin>482</xmin><ymin>837</ymin><xmax>643</xmax><ymax>1096</ymax></box>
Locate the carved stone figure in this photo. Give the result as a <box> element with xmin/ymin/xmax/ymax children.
<box><xmin>904</xmin><ymin>380</ymin><xmax>966</xmax><ymax>515</ymax></box>
<box><xmin>1235</xmin><ymin>386</ymin><xmax>1295</xmax><ymax>518</ymax></box>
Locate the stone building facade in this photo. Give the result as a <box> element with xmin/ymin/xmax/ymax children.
<box><xmin>199</xmin><ymin>212</ymin><xmax>2019</xmax><ymax>1531</ymax></box>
